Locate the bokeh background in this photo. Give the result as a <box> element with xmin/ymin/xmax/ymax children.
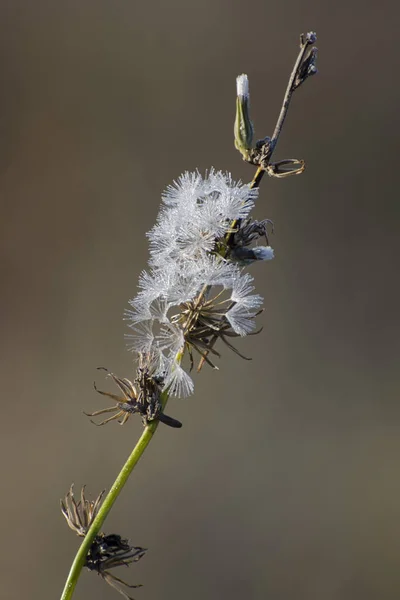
<box><xmin>1</xmin><ymin>1</ymin><xmax>399</xmax><ymax>599</ymax></box>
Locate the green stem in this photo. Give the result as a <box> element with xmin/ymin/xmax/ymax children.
<box><xmin>60</xmin><ymin>394</ymin><xmax>168</xmax><ymax>600</ymax></box>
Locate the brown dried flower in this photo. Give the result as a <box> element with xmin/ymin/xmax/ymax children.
<box><xmin>84</xmin><ymin>367</ymin><xmax>182</xmax><ymax>428</ymax></box>
<box><xmin>61</xmin><ymin>486</ymin><xmax>146</xmax><ymax>600</ymax></box>
<box><xmin>60</xmin><ymin>484</ymin><xmax>105</xmax><ymax>537</ymax></box>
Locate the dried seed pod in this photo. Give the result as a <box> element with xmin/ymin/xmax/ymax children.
<box><xmin>61</xmin><ymin>486</ymin><xmax>147</xmax><ymax>600</ymax></box>
<box><xmin>84</xmin><ymin>366</ymin><xmax>182</xmax><ymax>428</ymax></box>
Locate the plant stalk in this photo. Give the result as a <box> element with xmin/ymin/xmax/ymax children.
<box><xmin>60</xmin><ymin>393</ymin><xmax>168</xmax><ymax>600</ymax></box>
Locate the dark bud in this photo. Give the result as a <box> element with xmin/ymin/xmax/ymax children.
<box><xmin>230</xmin><ymin>247</ymin><xmax>259</xmax><ymax>264</ymax></box>
<box><xmin>157</xmin><ymin>412</ymin><xmax>183</xmax><ymax>428</ymax></box>
<box><xmin>305</xmin><ymin>31</ymin><xmax>317</xmax><ymax>44</ymax></box>
<box><xmin>294</xmin><ymin>47</ymin><xmax>318</xmax><ymax>89</ymax></box>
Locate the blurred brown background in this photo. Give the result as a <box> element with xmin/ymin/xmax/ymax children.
<box><xmin>1</xmin><ymin>1</ymin><xmax>399</xmax><ymax>599</ymax></box>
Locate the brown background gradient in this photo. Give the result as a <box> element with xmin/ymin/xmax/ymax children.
<box><xmin>1</xmin><ymin>1</ymin><xmax>399</xmax><ymax>599</ymax></box>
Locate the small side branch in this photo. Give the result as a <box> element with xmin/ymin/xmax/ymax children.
<box><xmin>234</xmin><ymin>32</ymin><xmax>317</xmax><ymax>181</ymax></box>
<box><xmin>269</xmin><ymin>32</ymin><xmax>317</xmax><ymax>157</ymax></box>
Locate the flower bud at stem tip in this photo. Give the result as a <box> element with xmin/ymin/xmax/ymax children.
<box><xmin>234</xmin><ymin>74</ymin><xmax>254</xmax><ymax>160</ymax></box>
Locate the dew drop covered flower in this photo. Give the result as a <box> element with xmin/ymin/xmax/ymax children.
<box><xmin>126</xmin><ymin>169</ymin><xmax>274</xmax><ymax>398</ymax></box>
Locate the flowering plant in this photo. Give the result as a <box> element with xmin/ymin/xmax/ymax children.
<box><xmin>60</xmin><ymin>32</ymin><xmax>317</xmax><ymax>600</ymax></box>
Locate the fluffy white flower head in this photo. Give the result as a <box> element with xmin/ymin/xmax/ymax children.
<box><xmin>147</xmin><ymin>169</ymin><xmax>257</xmax><ymax>268</ymax></box>
<box><xmin>126</xmin><ymin>170</ymin><xmax>273</xmax><ymax>398</ymax></box>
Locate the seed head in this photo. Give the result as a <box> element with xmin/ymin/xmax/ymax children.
<box><xmin>125</xmin><ymin>170</ymin><xmax>275</xmax><ymax>396</ymax></box>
